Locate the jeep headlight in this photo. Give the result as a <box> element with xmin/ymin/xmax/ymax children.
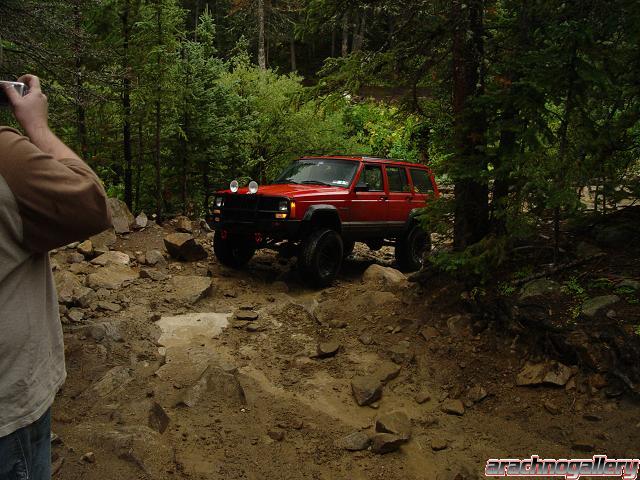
<box><xmin>215</xmin><ymin>196</ymin><xmax>224</xmax><ymax>208</ymax></box>
<box><xmin>278</xmin><ymin>200</ymin><xmax>289</xmax><ymax>212</ymax></box>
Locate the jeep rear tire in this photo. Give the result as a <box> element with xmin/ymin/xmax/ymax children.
<box><xmin>214</xmin><ymin>231</ymin><xmax>255</xmax><ymax>268</ymax></box>
<box><xmin>299</xmin><ymin>228</ymin><xmax>344</xmax><ymax>287</ymax></box>
<box><xmin>395</xmin><ymin>225</ymin><xmax>431</xmax><ymax>272</ymax></box>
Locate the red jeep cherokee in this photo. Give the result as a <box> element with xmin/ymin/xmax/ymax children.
<box><xmin>208</xmin><ymin>156</ymin><xmax>439</xmax><ymax>286</ymax></box>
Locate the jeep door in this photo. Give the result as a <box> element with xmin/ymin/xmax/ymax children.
<box><xmin>347</xmin><ymin>163</ymin><xmax>388</xmax><ymax>238</ymax></box>
<box><xmin>384</xmin><ymin>165</ymin><xmax>413</xmax><ymax>234</ymax></box>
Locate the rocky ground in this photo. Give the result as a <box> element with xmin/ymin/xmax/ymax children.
<box><xmin>49</xmin><ymin>200</ymin><xmax>639</xmax><ymax>479</ymax></box>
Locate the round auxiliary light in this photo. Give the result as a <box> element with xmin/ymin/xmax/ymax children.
<box><xmin>248</xmin><ymin>181</ymin><xmax>259</xmax><ymax>194</ymax></box>
<box><xmin>230</xmin><ymin>180</ymin><xmax>239</xmax><ymax>193</ymax></box>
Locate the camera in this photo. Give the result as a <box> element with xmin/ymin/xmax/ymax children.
<box><xmin>0</xmin><ymin>81</ymin><xmax>28</xmax><ymax>107</ymax></box>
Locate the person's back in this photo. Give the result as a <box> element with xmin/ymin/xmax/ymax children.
<box><xmin>0</xmin><ymin>75</ymin><xmax>111</xmax><ymax>479</ymax></box>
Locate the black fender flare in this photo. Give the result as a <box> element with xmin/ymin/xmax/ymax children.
<box><xmin>302</xmin><ymin>205</ymin><xmax>342</xmax><ymax>233</ymax></box>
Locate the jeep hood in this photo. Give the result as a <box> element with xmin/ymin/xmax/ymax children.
<box><xmin>219</xmin><ymin>183</ymin><xmax>350</xmax><ymax>198</ymax></box>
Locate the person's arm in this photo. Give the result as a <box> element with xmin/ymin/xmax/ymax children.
<box><xmin>0</xmin><ymin>75</ymin><xmax>112</xmax><ymax>253</ymax></box>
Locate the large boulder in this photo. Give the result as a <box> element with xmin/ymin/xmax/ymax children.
<box><xmin>86</xmin><ymin>264</ymin><xmax>139</xmax><ymax>290</ymax></box>
<box><xmin>581</xmin><ymin>295</ymin><xmax>620</xmax><ymax>318</ymax></box>
<box><xmin>164</xmin><ymin>233</ymin><xmax>208</xmax><ymax>261</ymax></box>
<box><xmin>362</xmin><ymin>264</ymin><xmax>408</xmax><ymax>290</ymax></box>
<box><xmin>519</xmin><ymin>279</ymin><xmax>560</xmax><ymax>300</ymax></box>
<box><xmin>107</xmin><ymin>198</ymin><xmax>135</xmax><ymax>234</ymax></box>
<box><xmin>175</xmin><ymin>216</ymin><xmax>193</xmax><ymax>233</ymax></box>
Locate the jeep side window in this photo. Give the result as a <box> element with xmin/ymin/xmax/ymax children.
<box><xmin>410</xmin><ymin>169</ymin><xmax>434</xmax><ymax>194</ymax></box>
<box><xmin>357</xmin><ymin>165</ymin><xmax>384</xmax><ymax>191</ymax></box>
<box><xmin>386</xmin><ymin>166</ymin><xmax>411</xmax><ymax>193</ymax></box>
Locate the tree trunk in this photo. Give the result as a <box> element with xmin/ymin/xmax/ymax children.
<box><xmin>290</xmin><ymin>33</ymin><xmax>296</xmax><ymax>72</ymax></box>
<box><xmin>122</xmin><ymin>0</ymin><xmax>133</xmax><ymax>209</ymax></box>
<box><xmin>257</xmin><ymin>0</ymin><xmax>266</xmax><ymax>69</ymax></box>
<box><xmin>73</xmin><ymin>1</ymin><xmax>88</xmax><ymax>161</ymax></box>
<box><xmin>341</xmin><ymin>12</ymin><xmax>349</xmax><ymax>57</ymax></box>
<box><xmin>352</xmin><ymin>10</ymin><xmax>365</xmax><ymax>52</ymax></box>
<box><xmin>135</xmin><ymin>114</ymin><xmax>142</xmax><ymax>212</ymax></box>
<box><xmin>154</xmin><ymin>1</ymin><xmax>163</xmax><ymax>218</ymax></box>
<box><xmin>451</xmin><ymin>0</ymin><xmax>489</xmax><ymax>251</ymax></box>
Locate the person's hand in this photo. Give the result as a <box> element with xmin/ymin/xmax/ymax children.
<box><xmin>2</xmin><ymin>75</ymin><xmax>49</xmax><ymax>138</ymax></box>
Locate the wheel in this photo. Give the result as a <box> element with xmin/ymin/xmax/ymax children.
<box><xmin>343</xmin><ymin>239</ymin><xmax>355</xmax><ymax>258</ymax></box>
<box><xmin>299</xmin><ymin>228</ymin><xmax>344</xmax><ymax>287</ymax></box>
<box><xmin>213</xmin><ymin>230</ymin><xmax>255</xmax><ymax>268</ymax></box>
<box><xmin>395</xmin><ymin>224</ymin><xmax>431</xmax><ymax>272</ymax></box>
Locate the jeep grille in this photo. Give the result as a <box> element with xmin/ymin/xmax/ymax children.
<box><xmin>221</xmin><ymin>195</ymin><xmax>286</xmax><ymax>221</ymax></box>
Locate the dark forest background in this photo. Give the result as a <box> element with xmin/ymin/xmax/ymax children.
<box><xmin>1</xmin><ymin>0</ymin><xmax>639</xmax><ymax>270</ymax></box>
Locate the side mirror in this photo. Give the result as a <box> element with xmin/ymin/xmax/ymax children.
<box><xmin>355</xmin><ymin>185</ymin><xmax>370</xmax><ymax>192</ymax></box>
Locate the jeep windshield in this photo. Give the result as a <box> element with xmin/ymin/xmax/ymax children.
<box><xmin>273</xmin><ymin>159</ymin><xmax>358</xmax><ymax>188</ymax></box>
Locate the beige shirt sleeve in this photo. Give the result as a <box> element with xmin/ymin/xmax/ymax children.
<box><xmin>0</xmin><ymin>126</ymin><xmax>112</xmax><ymax>252</ymax></box>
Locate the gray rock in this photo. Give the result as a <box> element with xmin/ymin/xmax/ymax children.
<box><xmin>164</xmin><ymin>233</ymin><xmax>208</xmax><ymax>261</ymax></box>
<box><xmin>576</xmin><ymin>241</ymin><xmax>603</xmax><ymax>258</ymax></box>
<box><xmin>77</xmin><ymin>240</ymin><xmax>94</xmax><ymax>257</ymax></box>
<box><xmin>235</xmin><ymin>310</ymin><xmax>259</xmax><ymax>321</ymax></box>
<box><xmin>516</xmin><ymin>361</ymin><xmax>574</xmax><ymax>387</ymax></box>
<box><xmin>88</xmin><ymin>366</ymin><xmax>133</xmax><ymax>398</ymax></box>
<box><xmin>267</xmin><ymin>429</ymin><xmax>285</xmax><ymax>442</ymax></box>
<box><xmin>388</xmin><ymin>341</ymin><xmax>415</xmax><ymax>364</ymax></box>
<box><xmin>358</xmin><ymin>333</ymin><xmax>374</xmax><ymax>345</ymax></box>
<box><xmin>148</xmin><ymin>402</ymin><xmax>170</xmax><ymax>434</ymax></box>
<box><xmin>175</xmin><ymin>216</ymin><xmax>193</xmax><ymax>233</ymax></box>
<box><xmin>177</xmin><ymin>366</ymin><xmax>245</xmax><ymax>408</ymax></box>
<box><xmin>145</xmin><ymin>250</ymin><xmax>166</xmax><ymax>267</ymax></box>
<box><xmin>370</xmin><ymin>433</ymin><xmax>405</xmax><ymax>454</ymax></box>
<box><xmin>467</xmin><ymin>385</ymin><xmax>488</xmax><ymax>403</ymax></box>
<box><xmin>446</xmin><ymin>315</ymin><xmax>472</xmax><ymax>336</ymax></box>
<box><xmin>108</xmin><ymin>197</ymin><xmax>135</xmax><ymax>234</ymax></box>
<box><xmin>91</xmin><ymin>251</ymin><xmax>130</xmax><ymax>266</ymax></box>
<box><xmin>67</xmin><ymin>252</ymin><xmax>85</xmax><ymax>264</ymax></box>
<box><xmin>375</xmin><ymin>411</ymin><xmax>411</xmax><ymax>440</ymax></box>
<box><xmin>168</xmin><ymin>276</ymin><xmax>212</xmax><ymax>304</ymax></box>
<box><xmin>431</xmin><ymin>437</ymin><xmax>448</xmax><ymax>451</ymax></box>
<box><xmin>90</xmin><ymin>229</ymin><xmax>117</xmax><ymax>250</ymax></box>
<box><xmin>372</xmin><ymin>362</ymin><xmax>402</xmax><ymax>384</ymax></box>
<box><xmin>335</xmin><ymin>431</ymin><xmax>371</xmax><ymax>451</ymax></box>
<box><xmin>441</xmin><ymin>399</ymin><xmax>465</xmax><ymax>416</ymax></box>
<box><xmin>581</xmin><ymin>295</ymin><xmax>620</xmax><ymax>318</ymax></box>
<box><xmin>415</xmin><ymin>389</ymin><xmax>431</xmax><ymax>404</ymax></box>
<box><xmin>97</xmin><ymin>301</ymin><xmax>121</xmax><ymax>312</ymax></box>
<box><xmin>362</xmin><ymin>264</ymin><xmax>407</xmax><ymax>290</ymax></box>
<box><xmin>134</xmin><ymin>212</ymin><xmax>148</xmax><ymax>229</ymax></box>
<box><xmin>316</xmin><ymin>341</ymin><xmax>341</xmax><ymax>358</ymax></box>
<box><xmin>140</xmin><ymin>269</ymin><xmax>169</xmax><ymax>282</ymax></box>
<box><xmin>82</xmin><ymin>322</ymin><xmax>123</xmax><ymax>342</ymax></box>
<box><xmin>520</xmin><ymin>279</ymin><xmax>560</xmax><ymax>299</ymax></box>
<box><xmin>351</xmin><ymin>375</ymin><xmax>383</xmax><ymax>406</ymax></box>
<box><xmin>86</xmin><ymin>264</ymin><xmax>139</xmax><ymax>290</ymax></box>
<box><xmin>67</xmin><ymin>308</ymin><xmax>85</xmax><ymax>323</ymax></box>
<box><xmin>54</xmin><ymin>271</ymin><xmax>93</xmax><ymax>306</ymax></box>
<box><xmin>420</xmin><ymin>326</ymin><xmax>440</xmax><ymax>341</ymax></box>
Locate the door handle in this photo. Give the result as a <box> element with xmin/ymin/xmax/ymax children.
<box><xmin>379</xmin><ymin>196</ymin><xmax>388</xmax><ymax>201</ymax></box>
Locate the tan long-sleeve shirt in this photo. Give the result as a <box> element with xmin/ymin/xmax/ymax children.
<box><xmin>0</xmin><ymin>126</ymin><xmax>111</xmax><ymax>437</ymax></box>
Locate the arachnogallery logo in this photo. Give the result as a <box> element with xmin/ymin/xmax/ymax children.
<box><xmin>485</xmin><ymin>455</ymin><xmax>640</xmax><ymax>480</ymax></box>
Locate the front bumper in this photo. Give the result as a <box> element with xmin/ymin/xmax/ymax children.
<box><xmin>206</xmin><ymin>215</ymin><xmax>301</xmax><ymax>238</ymax></box>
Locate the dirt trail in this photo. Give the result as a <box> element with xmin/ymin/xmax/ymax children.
<box><xmin>50</xmin><ymin>224</ymin><xmax>637</xmax><ymax>479</ymax></box>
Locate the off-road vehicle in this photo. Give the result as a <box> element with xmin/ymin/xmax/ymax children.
<box><xmin>207</xmin><ymin>156</ymin><xmax>439</xmax><ymax>286</ymax></box>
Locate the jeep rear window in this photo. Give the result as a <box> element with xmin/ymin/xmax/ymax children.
<box><xmin>274</xmin><ymin>159</ymin><xmax>358</xmax><ymax>188</ymax></box>
<box><xmin>410</xmin><ymin>169</ymin><xmax>434</xmax><ymax>194</ymax></box>
<box><xmin>386</xmin><ymin>166</ymin><xmax>411</xmax><ymax>192</ymax></box>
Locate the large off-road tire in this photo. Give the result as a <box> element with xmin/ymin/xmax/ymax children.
<box><xmin>214</xmin><ymin>230</ymin><xmax>255</xmax><ymax>268</ymax></box>
<box><xmin>395</xmin><ymin>224</ymin><xmax>431</xmax><ymax>272</ymax></box>
<box><xmin>299</xmin><ymin>228</ymin><xmax>344</xmax><ymax>287</ymax></box>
